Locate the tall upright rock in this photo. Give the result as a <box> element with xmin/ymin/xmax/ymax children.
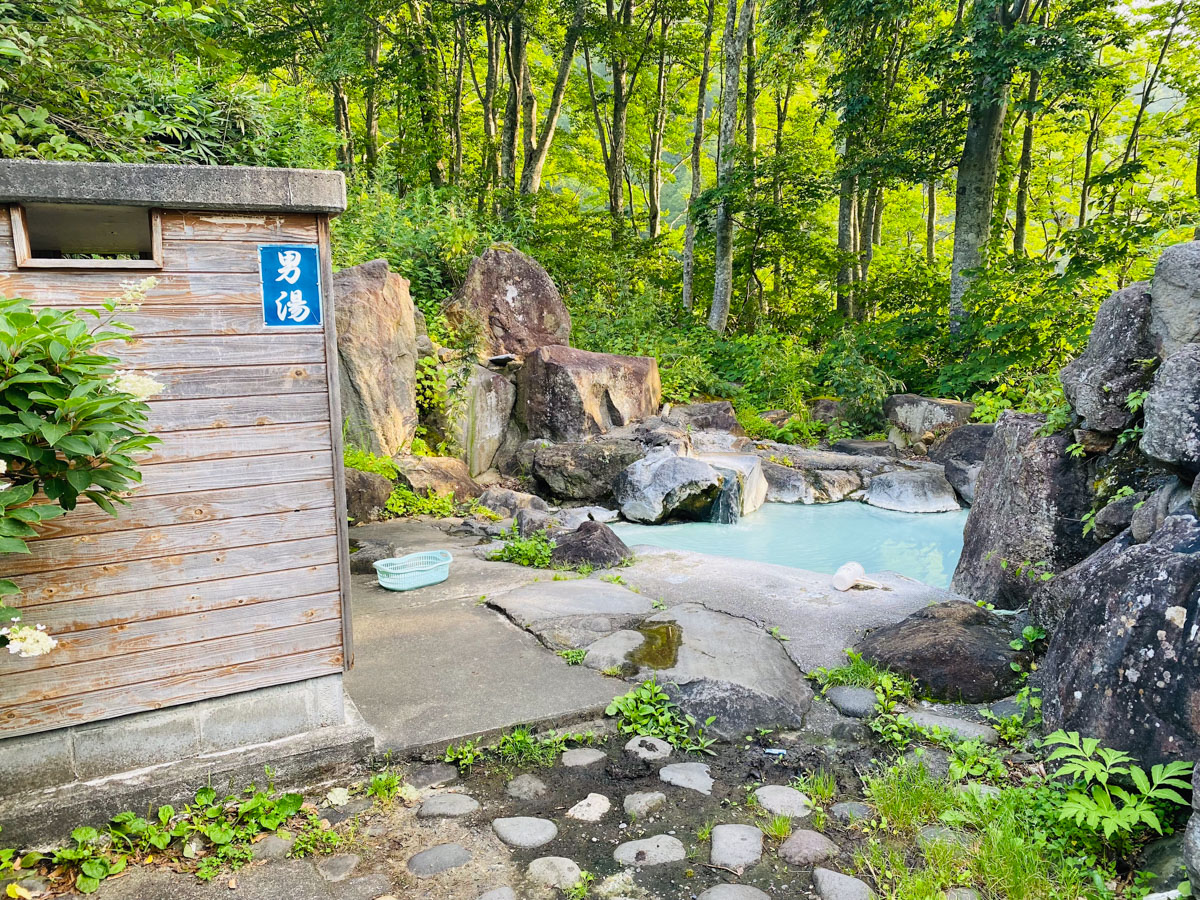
<box><xmin>333</xmin><ymin>259</ymin><xmax>418</xmax><ymax>456</ymax></box>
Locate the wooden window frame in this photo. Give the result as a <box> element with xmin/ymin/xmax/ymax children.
<box><xmin>11</xmin><ymin>204</ymin><xmax>163</xmax><ymax>270</ymax></box>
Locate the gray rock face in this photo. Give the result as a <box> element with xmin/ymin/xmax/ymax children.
<box><xmin>408</xmin><ymin>762</ymin><xmax>458</xmax><ymax>789</ymax></box>
<box><xmin>517</xmin><ymin>345</ymin><xmax>662</xmax><ymax>443</ymax></box>
<box><xmin>779</xmin><ymin>829</ymin><xmax>839</xmax><ymax>866</ymax></box>
<box><xmin>549</xmin><ymin>521</ymin><xmax>634</xmax><ymax>570</ymax></box>
<box><xmin>582</xmin><ymin>630</ymin><xmax>644</xmax><ymax>671</ymax></box>
<box><xmin>443</xmin><ymin>247</ymin><xmax>571</xmax><ymax>358</ymax></box>
<box><xmin>623</xmin><ymin>791</ymin><xmax>667</xmax><ymax>818</ymax></box>
<box><xmin>927</xmin><ymin>424</ymin><xmax>995</xmax><ymax>505</ymax></box>
<box><xmin>884</xmin><ymin>394</ymin><xmax>974</xmax><ymax>444</ymax></box>
<box><xmin>532</xmin><ymin>439</ymin><xmax>646</xmax><ymax>501</ymax></box>
<box><xmin>1149</xmin><ymin>240</ymin><xmax>1200</xmax><ymax>357</ymax></box>
<box><xmin>614</xmin><ymin>834</ymin><xmax>686</xmax><ymax>866</ymax></box>
<box><xmin>625</xmin><ymin>736</ymin><xmax>672</xmax><ymax>762</ymax></box>
<box><xmin>487</xmin><ymin>581</ymin><xmax>653</xmax><ymax>650</ymax></box>
<box><xmin>754</xmin><ymin>785</ymin><xmax>811</xmax><ymax>818</ymax></box>
<box><xmin>394</xmin><ymin>454</ymin><xmax>482</xmax><ymax>499</ymax></box>
<box><xmin>407</xmin><ymin>843</ymin><xmax>472</xmax><ymax>877</ymax></box>
<box><xmin>831</xmin><ymin>802</ymin><xmax>871</xmax><ymax>823</ymax></box>
<box><xmin>1040</xmin><ymin>513</ymin><xmax>1200</xmax><ymax>763</ymax></box>
<box><xmin>865</xmin><ymin>468</ymin><xmax>960</xmax><ymax>513</ymax></box>
<box><xmin>1130</xmin><ymin>480</ymin><xmax>1193</xmax><ymax>543</ymax></box>
<box><xmin>561</xmin><ymin>748</ymin><xmax>607</xmax><ymax>767</ymax></box>
<box><xmin>453</xmin><ymin>365</ymin><xmax>517</xmax><ymax>476</ymax></box>
<box><xmin>659</xmin><ymin>762</ymin><xmax>714</xmax><ymax>795</ymax></box>
<box><xmin>491</xmin><ymin>816</ymin><xmax>558</xmax><ymax>849</ymax></box>
<box><xmin>1185</xmin><ymin>812</ymin><xmax>1199</xmax><ymax>887</ymax></box>
<box><xmin>1093</xmin><ymin>491</ymin><xmax>1145</xmax><ymax>542</ymax></box>
<box><xmin>417</xmin><ymin>793</ymin><xmax>480</xmax><ymax>818</ymax></box>
<box><xmin>710</xmin><ymin>824</ymin><xmax>763</xmax><ymax>870</ymax></box>
<box><xmin>506</xmin><ymin>774</ymin><xmax>547</xmax><ymax>800</ymax></box>
<box><xmin>698</xmin><ymin>886</ymin><xmax>771</xmax><ymax>900</ymax></box>
<box><xmin>527</xmin><ymin>857</ymin><xmax>582</xmax><ymax>889</ymax></box>
<box><xmin>344</xmin><ymin>468</ymin><xmax>393</xmax><ymax>525</ymax></box>
<box><xmin>477</xmin><ymin>487</ymin><xmax>551</xmax><ymax>518</ymax></box>
<box><xmin>697</xmin><ymin>453</ymin><xmax>769</xmax><ymax>518</ymax></box>
<box><xmin>615</xmin><ymin>453</ymin><xmax>724</xmax><ymax>524</ymax></box>
<box><xmin>813</xmin><ymin>867</ymin><xmax>874</xmax><ymax>900</ymax></box>
<box><xmin>855</xmin><ymin>601</ymin><xmax>1028</xmax><ymax>703</ymax></box>
<box><xmin>1060</xmin><ymin>283</ymin><xmax>1155</xmax><ymax>433</ymax></box>
<box><xmin>334</xmin><ymin>259</ymin><xmax>418</xmax><ymax>457</ymax></box>
<box><xmin>903</xmin><ymin>709</ymin><xmax>999</xmax><ymax>745</ymax></box>
<box><xmin>640</xmin><ymin>604</ymin><xmax>813</xmax><ymax>739</ymax></box>
<box><xmin>1142</xmin><ymin>343</ymin><xmax>1200</xmax><ymax>478</ymax></box>
<box><xmin>825</xmin><ymin>686</ymin><xmax>878</xmax><ymax>719</ymax></box>
<box><xmin>761</xmin><ymin>460</ymin><xmax>862</xmax><ymax>504</ymax></box>
<box><xmin>316</xmin><ymin>854</ymin><xmax>360</xmax><ymax>882</ymax></box>
<box><xmin>831</xmin><ymin>439</ymin><xmax>897</xmax><ymax>457</ymax></box>
<box><xmin>669</xmin><ymin>401</ymin><xmax>744</xmax><ymax>433</ymax></box>
<box><xmin>951</xmin><ymin>413</ymin><xmax>1093</xmax><ymax>609</ymax></box>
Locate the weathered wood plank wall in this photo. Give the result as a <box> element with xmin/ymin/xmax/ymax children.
<box><xmin>0</xmin><ymin>209</ymin><xmax>349</xmax><ymax>739</ymax></box>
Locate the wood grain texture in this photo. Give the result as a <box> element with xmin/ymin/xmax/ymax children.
<box><xmin>21</xmin><ymin>564</ymin><xmax>341</xmax><ymax>633</ymax></box>
<box><xmin>146</xmin><ymin>393</ymin><xmax>330</xmax><ymax>433</ymax></box>
<box><xmin>115</xmin><ymin>334</ymin><xmax>325</xmax><ymax>368</ymax></box>
<box><xmin>159</xmin><ymin>211</ymin><xmax>318</xmax><ymax>242</ymax></box>
<box><xmin>28</xmin><ymin>480</ymin><xmax>335</xmax><ymax>541</ymax></box>
<box><xmin>6</xmin><ymin>536</ymin><xmax>340</xmax><ymax>606</ymax></box>
<box><xmin>161</xmin><ymin>239</ymin><xmax>316</xmax><ymax>274</ymax></box>
<box><xmin>148</xmin><ymin>364</ymin><xmax>328</xmax><ymax>401</ymax></box>
<box><xmin>140</xmin><ymin>422</ymin><xmax>331</xmax><ymax>465</ymax></box>
<box><xmin>0</xmin><ymin>645</ymin><xmax>345</xmax><ymax>739</ymax></box>
<box><xmin>101</xmin><ymin>306</ymin><xmax>322</xmax><ymax>338</ymax></box>
<box><xmin>1</xmin><ymin>272</ymin><xmax>263</xmax><ymax>306</ymax></box>
<box><xmin>137</xmin><ymin>451</ymin><xmax>333</xmax><ymax>496</ymax></box>
<box><xmin>4</xmin><ymin>593</ymin><xmax>341</xmax><ymax>677</ymax></box>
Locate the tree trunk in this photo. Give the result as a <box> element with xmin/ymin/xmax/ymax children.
<box><xmin>771</xmin><ymin>81</ymin><xmax>791</xmax><ymax>304</ymax></box>
<box><xmin>1012</xmin><ymin>66</ymin><xmax>1040</xmax><ymax>255</ymax></box>
<box><xmin>520</xmin><ymin>0</ymin><xmax>587</xmax><ymax>195</ymax></box>
<box><xmin>1195</xmin><ymin>136</ymin><xmax>1200</xmax><ymax>240</ymax></box>
<box><xmin>500</xmin><ymin>16</ymin><xmax>526</xmax><ymax>194</ymax></box>
<box><xmin>681</xmin><ymin>0</ymin><xmax>716</xmax><ymax>310</ymax></box>
<box><xmin>647</xmin><ymin>18</ymin><xmax>670</xmax><ymax>238</ymax></box>
<box><xmin>363</xmin><ymin>21</ymin><xmax>380</xmax><ymax>174</ymax></box>
<box><xmin>332</xmin><ymin>80</ymin><xmax>352</xmax><ymax>173</ymax></box>
<box><xmin>836</xmin><ymin>153</ymin><xmax>857</xmax><ymax>318</ymax></box>
<box><xmin>1078</xmin><ymin>110</ymin><xmax>1097</xmax><ymax>227</ymax></box>
<box><xmin>450</xmin><ymin>20</ymin><xmax>465</xmax><ymax>184</ymax></box>
<box><xmin>709</xmin><ymin>0</ymin><xmax>757</xmax><ymax>333</ymax></box>
<box><xmin>926</xmin><ymin>180</ymin><xmax>936</xmax><ymax>265</ymax></box>
<box><xmin>607</xmin><ymin>42</ymin><xmax>631</xmax><ymax>228</ymax></box>
<box><xmin>410</xmin><ymin>7</ymin><xmax>447</xmax><ymax>188</ymax></box>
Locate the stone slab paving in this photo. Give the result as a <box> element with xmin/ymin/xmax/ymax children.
<box><xmin>623</xmin><ymin>791</ymin><xmax>666</xmax><ymax>818</ymax></box>
<box><xmin>754</xmin><ymin>784</ymin><xmax>811</xmax><ymax>818</ymax></box>
<box><xmin>406</xmin><ymin>843</ymin><xmax>473</xmax><ymax>877</ymax></box>
<box><xmin>710</xmin><ymin>824</ymin><xmax>763</xmax><ymax>870</ymax></box>
<box><xmin>813</xmin><ymin>867</ymin><xmax>874</xmax><ymax>900</ymax></box>
<box><xmin>562</xmin><ymin>747</ymin><xmax>607</xmax><ymax>767</ymax></box>
<box><xmin>491</xmin><ymin>816</ymin><xmax>558</xmax><ymax>849</ymax></box>
<box><xmin>625</xmin><ymin>735</ymin><xmax>672</xmax><ymax>761</ymax></box>
<box><xmin>505</xmin><ymin>773</ymin><xmax>547</xmax><ymax>799</ymax></box>
<box><xmin>614</xmin><ymin>834</ymin><xmax>687</xmax><ymax>866</ymax></box>
<box><xmin>659</xmin><ymin>762</ymin><xmax>714</xmax><ymax>794</ymax></box>
<box><xmin>903</xmin><ymin>709</ymin><xmax>999</xmax><ymax>744</ymax></box>
<box><xmin>566</xmin><ymin>792</ymin><xmax>611</xmax><ymax>822</ymax></box>
<box><xmin>417</xmin><ymin>793</ymin><xmax>481</xmax><ymax>818</ymax></box>
<box><xmin>526</xmin><ymin>857</ymin><xmax>582</xmax><ymax>888</ymax></box>
<box><xmin>780</xmin><ymin>829</ymin><xmax>839</xmax><ymax>866</ymax></box>
<box><xmin>698</xmin><ymin>886</ymin><xmax>772</xmax><ymax>900</ymax></box>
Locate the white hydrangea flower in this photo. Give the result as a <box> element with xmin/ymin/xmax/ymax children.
<box><xmin>112</xmin><ymin>370</ymin><xmax>165</xmax><ymax>401</ymax></box>
<box><xmin>2</xmin><ymin>623</ymin><xmax>58</xmax><ymax>658</ymax></box>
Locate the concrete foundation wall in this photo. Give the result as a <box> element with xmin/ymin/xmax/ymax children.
<box><xmin>0</xmin><ymin>675</ymin><xmax>346</xmax><ymax>792</ymax></box>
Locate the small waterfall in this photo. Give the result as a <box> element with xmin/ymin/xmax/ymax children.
<box><xmin>710</xmin><ymin>473</ymin><xmax>741</xmax><ymax>524</ymax></box>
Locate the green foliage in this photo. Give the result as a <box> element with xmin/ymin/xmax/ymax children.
<box><xmin>365</xmin><ymin>771</ymin><xmax>400</xmax><ymax>804</ymax></box>
<box><xmin>791</xmin><ymin>768</ymin><xmax>838</xmax><ymax>805</ymax></box>
<box><xmin>605</xmin><ymin>678</ymin><xmax>717</xmax><ymax>755</ymax></box>
<box><xmin>383</xmin><ymin>486</ymin><xmax>456</xmax><ymax>519</ymax></box>
<box><xmin>342</xmin><ymin>445</ymin><xmax>398</xmax><ymax>480</ymax></box>
<box><xmin>557</xmin><ymin>648</ymin><xmax>587</xmax><ymax>666</ymax></box>
<box><xmin>761</xmin><ymin>814</ymin><xmax>793</xmax><ymax>840</ymax></box>
<box><xmin>443</xmin><ymin>727</ymin><xmax>596</xmax><ymax>772</ymax></box>
<box><xmin>563</xmin><ymin>870</ymin><xmax>595</xmax><ymax>900</ymax></box>
<box><xmin>811</xmin><ymin>650</ymin><xmax>915</xmax><ymax>699</ymax></box>
<box><xmin>488</xmin><ymin>526</ymin><xmax>555</xmax><ymax>568</ymax></box>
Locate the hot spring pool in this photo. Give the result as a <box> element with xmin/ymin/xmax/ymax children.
<box><xmin>610</xmin><ymin>502</ymin><xmax>969</xmax><ymax>588</ymax></box>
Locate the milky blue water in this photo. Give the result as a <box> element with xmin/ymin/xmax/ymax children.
<box><xmin>610</xmin><ymin>502</ymin><xmax>970</xmax><ymax>588</ymax></box>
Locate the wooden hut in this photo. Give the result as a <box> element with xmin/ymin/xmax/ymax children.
<box><xmin>0</xmin><ymin>161</ymin><xmax>368</xmax><ymax>839</ymax></box>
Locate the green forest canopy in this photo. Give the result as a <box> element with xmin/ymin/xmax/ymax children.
<box><xmin>4</xmin><ymin>0</ymin><xmax>1198</xmax><ymax>430</ymax></box>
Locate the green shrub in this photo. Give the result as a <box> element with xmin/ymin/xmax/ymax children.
<box><xmin>342</xmin><ymin>445</ymin><xmax>398</xmax><ymax>480</ymax></box>
<box><xmin>383</xmin><ymin>486</ymin><xmax>456</xmax><ymax>518</ymax></box>
<box><xmin>488</xmin><ymin>527</ymin><xmax>555</xmax><ymax>568</ymax></box>
<box><xmin>605</xmin><ymin>678</ymin><xmax>716</xmax><ymax>755</ymax></box>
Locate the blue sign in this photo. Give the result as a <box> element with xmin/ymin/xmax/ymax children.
<box><xmin>258</xmin><ymin>244</ymin><xmax>323</xmax><ymax>328</ymax></box>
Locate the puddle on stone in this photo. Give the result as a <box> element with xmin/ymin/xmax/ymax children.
<box><xmin>627</xmin><ymin>622</ymin><xmax>683</xmax><ymax>671</ymax></box>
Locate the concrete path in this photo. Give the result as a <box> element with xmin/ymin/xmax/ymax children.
<box><xmin>343</xmin><ymin>521</ymin><xmax>622</xmax><ymax>753</ymax></box>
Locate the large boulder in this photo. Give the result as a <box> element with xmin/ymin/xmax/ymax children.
<box><xmin>696</xmin><ymin>453</ymin><xmax>768</xmax><ymax>518</ymax></box>
<box><xmin>667</xmin><ymin>401</ymin><xmax>744</xmax><ymax>434</ymax></box>
<box><xmin>442</xmin><ymin>247</ymin><xmax>571</xmax><ymax>358</ymax></box>
<box><xmin>884</xmin><ymin>394</ymin><xmax>974</xmax><ymax>446</ymax></box>
<box><xmin>1149</xmin><ymin>240</ymin><xmax>1200</xmax><ymax>357</ymax></box>
<box><xmin>1040</xmin><ymin>513</ymin><xmax>1200</xmax><ymax>763</ymax></box>
<box><xmin>1130</xmin><ymin>479</ymin><xmax>1193</xmax><ymax>543</ymax></box>
<box><xmin>549</xmin><ymin>521</ymin><xmax>634</xmax><ymax>569</ymax></box>
<box><xmin>927</xmin><ymin>423</ymin><xmax>994</xmax><ymax>505</ymax></box>
<box><xmin>516</xmin><ymin>345</ymin><xmax>662</xmax><ymax>442</ymax></box>
<box><xmin>640</xmin><ymin>603</ymin><xmax>813</xmax><ymax>740</ymax></box>
<box><xmin>394</xmin><ymin>455</ymin><xmax>482</xmax><ymax>499</ymax></box>
<box><xmin>1060</xmin><ymin>283</ymin><xmax>1155</xmax><ymax>434</ymax></box>
<box><xmin>1187</xmin><ymin>810</ymin><xmax>1199</xmax><ymax>891</ymax></box>
<box><xmin>452</xmin><ymin>365</ymin><xmax>517</xmax><ymax>476</ymax></box>
<box><xmin>333</xmin><ymin>259</ymin><xmax>418</xmax><ymax>456</ymax></box>
<box><xmin>477</xmin><ymin>487</ymin><xmax>552</xmax><ymax>518</ymax></box>
<box><xmin>344</xmin><ymin>467</ymin><xmax>394</xmax><ymax>525</ymax></box>
<box><xmin>614</xmin><ymin>453</ymin><xmax>724</xmax><ymax>524</ymax></box>
<box><xmin>532</xmin><ymin>439</ymin><xmax>646</xmax><ymax>502</ymax></box>
<box><xmin>1141</xmin><ymin>343</ymin><xmax>1200</xmax><ymax>479</ymax></box>
<box><xmin>865</xmin><ymin>467</ymin><xmax>960</xmax><ymax>513</ymax></box>
<box><xmin>950</xmin><ymin>413</ymin><xmax>1093</xmax><ymax>609</ymax></box>
<box><xmin>855</xmin><ymin>601</ymin><xmax>1029</xmax><ymax>703</ymax></box>
<box><xmin>760</xmin><ymin>460</ymin><xmax>861</xmax><ymax>504</ymax></box>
